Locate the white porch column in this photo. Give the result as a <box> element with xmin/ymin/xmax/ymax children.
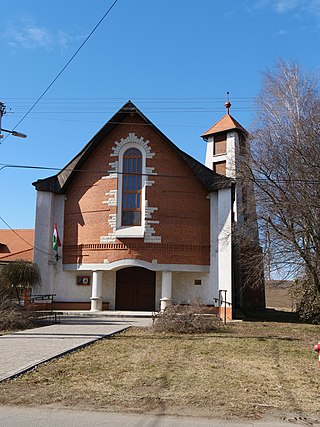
<box><xmin>90</xmin><ymin>270</ymin><xmax>103</xmax><ymax>311</ymax></box>
<box><xmin>160</xmin><ymin>271</ymin><xmax>172</xmax><ymax>311</ymax></box>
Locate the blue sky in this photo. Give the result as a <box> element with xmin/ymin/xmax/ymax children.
<box><xmin>1</xmin><ymin>0</ymin><xmax>320</xmax><ymax>229</ymax></box>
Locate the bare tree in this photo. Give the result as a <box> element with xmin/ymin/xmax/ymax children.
<box><xmin>242</xmin><ymin>59</ymin><xmax>320</xmax><ymax>322</ymax></box>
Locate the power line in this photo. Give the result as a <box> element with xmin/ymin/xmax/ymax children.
<box><xmin>4</xmin><ymin>97</ymin><xmax>257</xmax><ymax>115</ymax></box>
<box><xmin>4</xmin><ymin>96</ymin><xmax>257</xmax><ymax>101</ymax></box>
<box><xmin>4</xmin><ymin>117</ymin><xmax>212</xmax><ymax>127</ymax></box>
<box><xmin>0</xmin><ymin>163</ymin><xmax>208</xmax><ymax>181</ymax></box>
<box><xmin>1</xmin><ymin>162</ymin><xmax>320</xmax><ymax>184</ymax></box>
<box><xmin>1</xmin><ymin>115</ymin><xmax>213</xmax><ymax>127</ymax></box>
<box><xmin>0</xmin><ymin>216</ymin><xmax>53</xmax><ymax>258</ymax></box>
<box><xmin>5</xmin><ymin>99</ymin><xmax>256</xmax><ymax>108</ymax></box>
<box><xmin>2</xmin><ymin>0</ymin><xmax>119</xmax><ymax>143</ymax></box>
<box><xmin>9</xmin><ymin>109</ymin><xmax>257</xmax><ymax>114</ymax></box>
<box><xmin>5</xmin><ymin>99</ymin><xmax>256</xmax><ymax>110</ymax></box>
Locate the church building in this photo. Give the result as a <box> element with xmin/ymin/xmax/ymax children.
<box><xmin>33</xmin><ymin>100</ymin><xmax>265</xmax><ymax>318</ymax></box>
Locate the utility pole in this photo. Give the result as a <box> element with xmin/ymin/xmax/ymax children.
<box><xmin>0</xmin><ymin>101</ymin><xmax>27</xmax><ymax>139</ymax></box>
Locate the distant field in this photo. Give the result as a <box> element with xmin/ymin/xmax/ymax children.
<box><xmin>265</xmin><ymin>281</ymin><xmax>295</xmax><ymax>311</ymax></box>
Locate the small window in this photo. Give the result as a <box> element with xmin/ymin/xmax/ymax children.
<box><xmin>122</xmin><ymin>148</ymin><xmax>142</xmax><ymax>226</ymax></box>
<box><xmin>213</xmin><ymin>132</ymin><xmax>227</xmax><ymax>155</ymax></box>
<box><xmin>0</xmin><ymin>243</ymin><xmax>9</xmax><ymax>253</ymax></box>
<box><xmin>213</xmin><ymin>161</ymin><xmax>226</xmax><ymax>175</ymax></box>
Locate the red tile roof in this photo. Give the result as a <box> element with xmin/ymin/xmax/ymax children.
<box><xmin>0</xmin><ymin>229</ymin><xmax>34</xmax><ymax>261</ymax></box>
<box><xmin>201</xmin><ymin>113</ymin><xmax>248</xmax><ymax>139</ymax></box>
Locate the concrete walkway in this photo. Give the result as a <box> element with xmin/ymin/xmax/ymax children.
<box><xmin>0</xmin><ymin>405</ymin><xmax>297</xmax><ymax>427</ymax></box>
<box><xmin>0</xmin><ymin>312</ymin><xmax>153</xmax><ymax>382</ymax></box>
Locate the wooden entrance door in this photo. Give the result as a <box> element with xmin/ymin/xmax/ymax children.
<box><xmin>115</xmin><ymin>267</ymin><xmax>156</xmax><ymax>311</ymax></box>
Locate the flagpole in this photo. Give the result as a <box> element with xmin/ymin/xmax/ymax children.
<box><xmin>52</xmin><ymin>222</ymin><xmax>62</xmax><ymax>262</ymax></box>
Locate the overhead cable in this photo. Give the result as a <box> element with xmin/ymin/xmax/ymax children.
<box><xmin>2</xmin><ymin>0</ymin><xmax>119</xmax><ymax>143</ymax></box>
<box><xmin>1</xmin><ymin>162</ymin><xmax>320</xmax><ymax>184</ymax></box>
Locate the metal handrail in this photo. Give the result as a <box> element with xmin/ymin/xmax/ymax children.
<box><xmin>213</xmin><ymin>290</ymin><xmax>232</xmax><ymax>325</ymax></box>
<box><xmin>213</xmin><ymin>297</ymin><xmax>232</xmax><ymax>306</ymax></box>
<box><xmin>30</xmin><ymin>293</ymin><xmax>56</xmax><ymax>302</ymax></box>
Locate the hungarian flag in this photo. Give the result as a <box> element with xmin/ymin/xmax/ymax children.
<box><xmin>52</xmin><ymin>223</ymin><xmax>61</xmax><ymax>251</ymax></box>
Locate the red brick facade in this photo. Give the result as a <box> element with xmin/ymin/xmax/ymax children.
<box><xmin>63</xmin><ymin>114</ymin><xmax>210</xmax><ymax>266</ymax></box>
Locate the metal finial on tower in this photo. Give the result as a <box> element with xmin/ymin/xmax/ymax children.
<box><xmin>225</xmin><ymin>91</ymin><xmax>231</xmax><ymax>114</ymax></box>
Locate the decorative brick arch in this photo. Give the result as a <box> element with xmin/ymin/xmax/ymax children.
<box><xmin>111</xmin><ymin>132</ymin><xmax>155</xmax><ymax>159</ymax></box>
<box><xmin>100</xmin><ymin>133</ymin><xmax>161</xmax><ymax>244</ymax></box>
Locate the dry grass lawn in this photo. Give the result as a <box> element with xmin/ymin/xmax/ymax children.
<box><xmin>0</xmin><ymin>321</ymin><xmax>319</xmax><ymax>420</ymax></box>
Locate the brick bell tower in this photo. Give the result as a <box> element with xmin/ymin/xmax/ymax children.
<box><xmin>201</xmin><ymin>96</ymin><xmax>265</xmax><ymax>310</ymax></box>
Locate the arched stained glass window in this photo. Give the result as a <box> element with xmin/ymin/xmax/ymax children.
<box><xmin>122</xmin><ymin>148</ymin><xmax>142</xmax><ymax>226</ymax></box>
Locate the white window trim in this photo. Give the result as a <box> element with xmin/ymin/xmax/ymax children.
<box><xmin>115</xmin><ymin>143</ymin><xmax>146</xmax><ymax>238</ymax></box>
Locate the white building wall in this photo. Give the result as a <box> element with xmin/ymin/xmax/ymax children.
<box><xmin>33</xmin><ymin>187</ymin><xmax>232</xmax><ymax>311</ymax></box>
<box><xmin>209</xmin><ymin>192</ymin><xmax>219</xmax><ymax>300</ymax></box>
<box><xmin>51</xmin><ymin>270</ymin><xmax>116</xmax><ymax>306</ymax></box>
<box><xmin>204</xmin><ymin>130</ymin><xmax>237</xmax><ymax>309</ymax></box>
<box><xmin>208</xmin><ymin>188</ymin><xmax>233</xmax><ymax>306</ymax></box>
<box><xmin>217</xmin><ymin>188</ymin><xmax>233</xmax><ymax>305</ymax></box>
<box><xmin>155</xmin><ymin>271</ymin><xmax>162</xmax><ymax>310</ymax></box>
<box><xmin>226</xmin><ymin>132</ymin><xmax>237</xmax><ymax>179</ymax></box>
<box><xmin>171</xmin><ymin>272</ymin><xmax>215</xmax><ymax>305</ymax></box>
<box><xmin>33</xmin><ymin>191</ymin><xmax>65</xmax><ymax>295</ymax></box>
<box><xmin>33</xmin><ymin>191</ymin><xmax>54</xmax><ymax>293</ymax></box>
<box><xmin>102</xmin><ymin>271</ymin><xmax>116</xmax><ymax>308</ymax></box>
<box><xmin>50</xmin><ymin>267</ymin><xmax>215</xmax><ymax>310</ymax></box>
<box><xmin>53</xmin><ymin>271</ymin><xmax>90</xmax><ymax>302</ymax></box>
<box><xmin>205</xmin><ymin>136</ymin><xmax>214</xmax><ymax>169</ymax></box>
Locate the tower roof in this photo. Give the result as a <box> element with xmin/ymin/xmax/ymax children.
<box><xmin>201</xmin><ymin>113</ymin><xmax>248</xmax><ymax>139</ymax></box>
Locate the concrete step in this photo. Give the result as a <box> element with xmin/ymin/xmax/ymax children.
<box><xmin>50</xmin><ymin>310</ymin><xmax>156</xmax><ymax>318</ymax></box>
